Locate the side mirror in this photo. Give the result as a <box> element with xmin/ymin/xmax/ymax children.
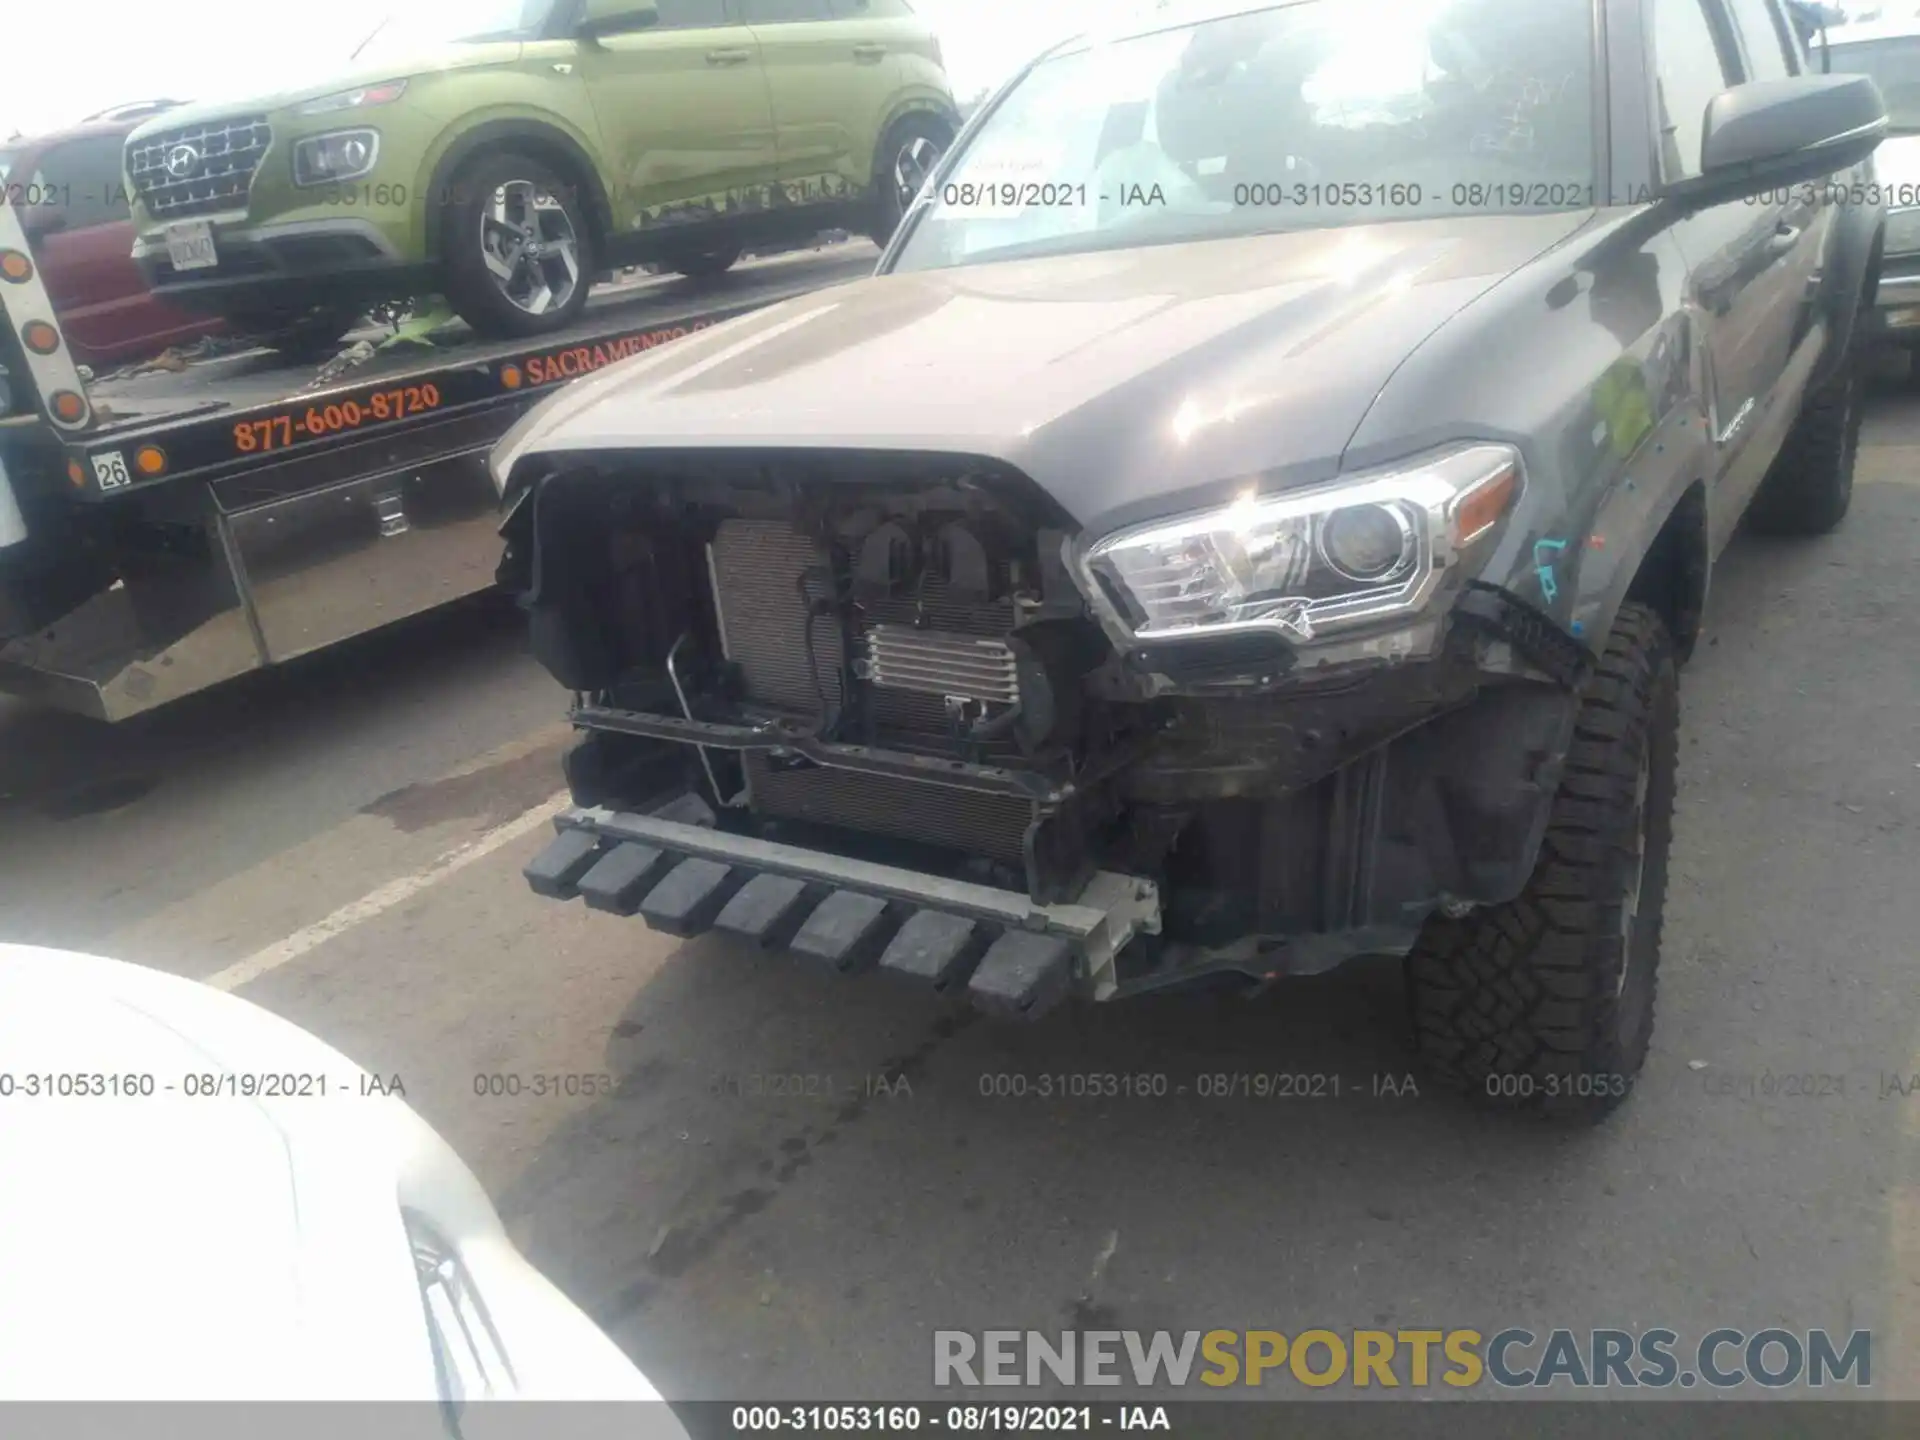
<box><xmin>1664</xmin><ymin>75</ymin><xmax>1888</xmax><ymax>212</ymax></box>
<box><xmin>577</xmin><ymin>0</ymin><xmax>660</xmax><ymax>43</ymax></box>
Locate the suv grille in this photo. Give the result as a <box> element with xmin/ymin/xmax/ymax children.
<box><xmin>128</xmin><ymin>116</ymin><xmax>272</xmax><ymax>219</ymax></box>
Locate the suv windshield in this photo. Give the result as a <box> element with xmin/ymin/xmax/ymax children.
<box><xmin>1822</xmin><ymin>35</ymin><xmax>1920</xmax><ymax>132</ymax></box>
<box><xmin>353</xmin><ymin>0</ymin><xmax>561</xmax><ymax>63</ymax></box>
<box><xmin>889</xmin><ymin>0</ymin><xmax>1597</xmax><ymax>274</ymax></box>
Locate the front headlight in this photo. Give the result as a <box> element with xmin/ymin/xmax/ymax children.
<box><xmin>405</xmin><ymin>1210</ymin><xmax>518</xmax><ymax>1407</ymax></box>
<box><xmin>1887</xmin><ymin>205</ymin><xmax>1920</xmax><ymax>258</ymax></box>
<box><xmin>294</xmin><ymin>79</ymin><xmax>409</xmax><ymax>116</ymax></box>
<box><xmin>292</xmin><ymin>130</ymin><xmax>381</xmax><ymax>187</ymax></box>
<box><xmin>1082</xmin><ymin>444</ymin><xmax>1520</xmax><ymax>646</ymax></box>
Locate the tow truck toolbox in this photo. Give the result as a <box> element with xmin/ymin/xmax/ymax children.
<box><xmin>0</xmin><ymin>214</ymin><xmax>877</xmax><ymax>721</ymax></box>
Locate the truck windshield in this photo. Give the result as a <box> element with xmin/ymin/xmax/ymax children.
<box><xmin>888</xmin><ymin>0</ymin><xmax>1598</xmax><ymax>274</ymax></box>
<box><xmin>352</xmin><ymin>0</ymin><xmax>561</xmax><ymax>62</ymax></box>
<box><xmin>1822</xmin><ymin>36</ymin><xmax>1920</xmax><ymax>132</ymax></box>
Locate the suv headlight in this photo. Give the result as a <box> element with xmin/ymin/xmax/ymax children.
<box><xmin>292</xmin><ymin>130</ymin><xmax>381</xmax><ymax>187</ymax></box>
<box><xmin>1081</xmin><ymin>444</ymin><xmax>1520</xmax><ymax>646</ymax></box>
<box><xmin>294</xmin><ymin>80</ymin><xmax>409</xmax><ymax>116</ymax></box>
<box><xmin>405</xmin><ymin>1210</ymin><xmax>518</xmax><ymax>1408</ymax></box>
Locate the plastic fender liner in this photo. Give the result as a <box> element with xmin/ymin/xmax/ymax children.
<box><xmin>1454</xmin><ymin>582</ymin><xmax>1595</xmax><ymax>691</ymax></box>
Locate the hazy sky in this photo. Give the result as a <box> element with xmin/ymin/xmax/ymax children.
<box><xmin>1</xmin><ymin>0</ymin><xmax>1118</xmax><ymax>140</ymax></box>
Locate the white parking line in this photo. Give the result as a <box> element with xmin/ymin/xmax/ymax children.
<box><xmin>204</xmin><ymin>791</ymin><xmax>573</xmax><ymax>993</ymax></box>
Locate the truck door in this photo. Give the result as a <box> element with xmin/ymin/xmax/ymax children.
<box><xmin>1649</xmin><ymin>0</ymin><xmax>1810</xmax><ymax>552</ymax></box>
<box><xmin>1724</xmin><ymin>0</ymin><xmax>1833</xmax><ymax>395</ymax></box>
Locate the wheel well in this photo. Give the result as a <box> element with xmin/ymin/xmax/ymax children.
<box><xmin>870</xmin><ymin>103</ymin><xmax>957</xmax><ymax>183</ymax></box>
<box><xmin>1624</xmin><ymin>482</ymin><xmax>1708</xmax><ymax>659</ymax></box>
<box><xmin>424</xmin><ymin>124</ymin><xmax>613</xmax><ymax>265</ymax></box>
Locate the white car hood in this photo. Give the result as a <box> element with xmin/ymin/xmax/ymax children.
<box><xmin>0</xmin><ymin>945</ymin><xmax>663</xmax><ymax>1408</ymax></box>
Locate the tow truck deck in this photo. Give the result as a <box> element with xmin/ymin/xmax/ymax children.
<box><xmin>0</xmin><ymin>241</ymin><xmax>878</xmax><ymax>720</ymax></box>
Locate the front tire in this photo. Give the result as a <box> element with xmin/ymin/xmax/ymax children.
<box><xmin>1405</xmin><ymin>603</ymin><xmax>1679</xmax><ymax>1124</ymax></box>
<box><xmin>867</xmin><ymin>113</ymin><xmax>953</xmax><ymax>248</ymax></box>
<box><xmin>1746</xmin><ymin>348</ymin><xmax>1862</xmax><ymax>536</ymax></box>
<box><xmin>442</xmin><ymin>152</ymin><xmax>595</xmax><ymax>339</ymax></box>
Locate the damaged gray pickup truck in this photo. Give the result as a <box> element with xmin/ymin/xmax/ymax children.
<box><xmin>494</xmin><ymin>0</ymin><xmax>1887</xmax><ymax>1121</ymax></box>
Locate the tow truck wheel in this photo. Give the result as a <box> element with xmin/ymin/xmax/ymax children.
<box><xmin>1745</xmin><ymin>347</ymin><xmax>1862</xmax><ymax>537</ymax></box>
<box><xmin>442</xmin><ymin>152</ymin><xmax>595</xmax><ymax>340</ymax></box>
<box><xmin>867</xmin><ymin>114</ymin><xmax>953</xmax><ymax>247</ymax></box>
<box><xmin>1405</xmin><ymin>602</ymin><xmax>1679</xmax><ymax>1125</ymax></box>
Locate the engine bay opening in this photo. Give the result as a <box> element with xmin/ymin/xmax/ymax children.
<box><xmin>512</xmin><ymin>450</ymin><xmax>1554</xmax><ymax>961</ymax></box>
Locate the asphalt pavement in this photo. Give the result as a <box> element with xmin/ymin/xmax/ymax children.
<box><xmin>2</xmin><ymin>375</ymin><xmax>1917</xmax><ymax>1405</ymax></box>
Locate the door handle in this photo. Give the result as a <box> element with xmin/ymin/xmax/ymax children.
<box><xmin>706</xmin><ymin>47</ymin><xmax>753</xmax><ymax>65</ymax></box>
<box><xmin>853</xmin><ymin>43</ymin><xmax>887</xmax><ymax>60</ymax></box>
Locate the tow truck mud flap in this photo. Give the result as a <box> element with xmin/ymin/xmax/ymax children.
<box><xmin>523</xmin><ymin>803</ymin><xmax>1162</xmax><ymax>1019</ymax></box>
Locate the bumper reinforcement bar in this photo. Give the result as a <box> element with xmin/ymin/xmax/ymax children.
<box><xmin>524</xmin><ymin>800</ymin><xmax>1162</xmax><ymax>1017</ymax></box>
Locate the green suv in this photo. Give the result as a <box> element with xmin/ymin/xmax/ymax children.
<box><xmin>124</xmin><ymin>0</ymin><xmax>957</xmax><ymax>342</ymax></box>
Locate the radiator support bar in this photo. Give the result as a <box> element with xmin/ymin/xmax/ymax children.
<box><xmin>571</xmin><ymin>702</ymin><xmax>1072</xmax><ymax>803</ymax></box>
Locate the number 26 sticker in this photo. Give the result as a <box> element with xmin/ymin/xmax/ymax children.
<box><xmin>91</xmin><ymin>451</ymin><xmax>131</xmax><ymax>492</ymax></box>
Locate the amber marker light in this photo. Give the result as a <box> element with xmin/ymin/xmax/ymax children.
<box><xmin>22</xmin><ymin>320</ymin><xmax>60</xmax><ymax>354</ymax></box>
<box><xmin>0</xmin><ymin>250</ymin><xmax>32</xmax><ymax>282</ymax></box>
<box><xmin>1452</xmin><ymin>462</ymin><xmax>1520</xmax><ymax>546</ymax></box>
<box><xmin>50</xmin><ymin>391</ymin><xmax>87</xmax><ymax>424</ymax></box>
<box><xmin>135</xmin><ymin>446</ymin><xmax>167</xmax><ymax>476</ymax></box>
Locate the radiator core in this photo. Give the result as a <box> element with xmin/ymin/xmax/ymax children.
<box><xmin>708</xmin><ymin>518</ymin><xmax>1035</xmax><ymax>863</ymax></box>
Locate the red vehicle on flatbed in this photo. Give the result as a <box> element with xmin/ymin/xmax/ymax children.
<box><xmin>1</xmin><ymin>103</ymin><xmax>225</xmax><ymax>369</ymax></box>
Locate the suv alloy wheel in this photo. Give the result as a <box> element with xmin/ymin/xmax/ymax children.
<box><xmin>442</xmin><ymin>152</ymin><xmax>596</xmax><ymax>339</ymax></box>
<box><xmin>869</xmin><ymin>115</ymin><xmax>953</xmax><ymax>247</ymax></box>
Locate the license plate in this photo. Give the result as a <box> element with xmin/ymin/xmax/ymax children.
<box><xmin>165</xmin><ymin>220</ymin><xmax>217</xmax><ymax>272</ymax></box>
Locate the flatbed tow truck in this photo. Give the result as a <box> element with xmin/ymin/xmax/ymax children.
<box><xmin>0</xmin><ymin>196</ymin><xmax>876</xmax><ymax>720</ymax></box>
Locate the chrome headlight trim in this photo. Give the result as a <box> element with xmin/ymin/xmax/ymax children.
<box><xmin>1076</xmin><ymin>443</ymin><xmax>1523</xmax><ymax>652</ymax></box>
<box><xmin>404</xmin><ymin>1209</ymin><xmax>519</xmax><ymax>1407</ymax></box>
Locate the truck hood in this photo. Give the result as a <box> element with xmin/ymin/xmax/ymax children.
<box><xmin>126</xmin><ymin>42</ymin><xmax>524</xmax><ymax>133</ymax></box>
<box><xmin>495</xmin><ymin>213</ymin><xmax>1591</xmax><ymax>536</ymax></box>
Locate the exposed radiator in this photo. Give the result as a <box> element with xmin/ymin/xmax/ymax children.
<box><xmin>708</xmin><ymin>519</ymin><xmax>1020</xmax><ymax>715</ymax></box>
<box><xmin>709</xmin><ymin>518</ymin><xmax>1037</xmax><ymax>862</ymax></box>
<box><xmin>743</xmin><ymin>755</ymin><xmax>1032</xmax><ymax>864</ymax></box>
<box><xmin>863</xmin><ymin>625</ymin><xmax>1019</xmax><ymax>705</ymax></box>
<box><xmin>708</xmin><ymin>520</ymin><xmax>844</xmax><ymax>711</ymax></box>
